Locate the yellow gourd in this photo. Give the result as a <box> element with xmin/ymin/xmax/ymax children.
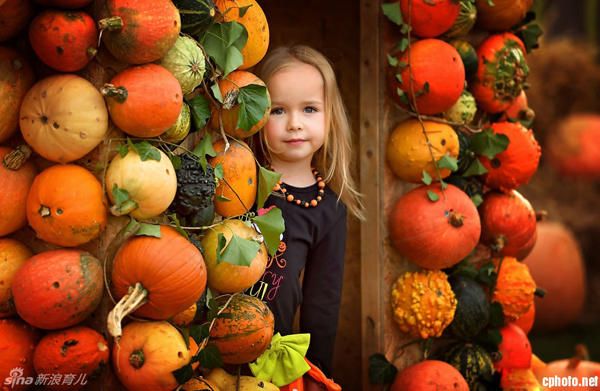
<box><xmin>206</xmin><ymin>368</ymin><xmax>279</xmax><ymax>391</ymax></box>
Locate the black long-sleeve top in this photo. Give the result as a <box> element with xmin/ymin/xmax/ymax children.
<box><xmin>246</xmin><ymin>182</ymin><xmax>347</xmax><ymax>378</ymax></box>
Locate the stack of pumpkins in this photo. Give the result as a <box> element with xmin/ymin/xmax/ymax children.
<box><xmin>0</xmin><ymin>0</ymin><xmax>280</xmax><ymax>390</ymax></box>
<box><xmin>383</xmin><ymin>0</ymin><xmax>594</xmax><ymax>390</ymax></box>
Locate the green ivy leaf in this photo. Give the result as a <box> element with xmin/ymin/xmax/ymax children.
<box><xmin>486</xmin><ymin>0</ymin><xmax>495</xmax><ymax>5</ymax></box>
<box><xmin>134</xmin><ymin>223</ymin><xmax>162</xmax><ymax>238</ymax></box>
<box><xmin>128</xmin><ymin>139</ymin><xmax>161</xmax><ymax>162</ymax></box>
<box><xmin>214</xmin><ymin>163</ymin><xmax>224</xmax><ymax>180</ymax></box>
<box><xmin>515</xmin><ymin>23</ymin><xmax>543</xmax><ymax>54</ymax></box>
<box><xmin>197</xmin><ymin>343</ymin><xmax>223</xmax><ymax>368</ymax></box>
<box><xmin>192</xmin><ymin>133</ymin><xmax>217</xmax><ymax>172</ymax></box>
<box><xmin>387</xmin><ymin>53</ymin><xmax>399</xmax><ymax>67</ymax></box>
<box><xmin>398</xmin><ymin>37</ymin><xmax>409</xmax><ymax>52</ymax></box>
<box><xmin>189</xmin><ymin>324</ymin><xmax>210</xmax><ymax>344</ymax></box>
<box><xmin>187</xmin><ymin>95</ymin><xmax>211</xmax><ymax>131</ymax></box>
<box><xmin>167</xmin><ymin>214</ymin><xmax>189</xmax><ymax>240</ymax></box>
<box><xmin>462</xmin><ymin>158</ymin><xmax>489</xmax><ymax>177</ymax></box>
<box><xmin>381</xmin><ymin>2</ymin><xmax>403</xmax><ymax>25</ymax></box>
<box><xmin>168</xmin><ymin>153</ymin><xmax>181</xmax><ymax>170</ymax></box>
<box><xmin>476</xmin><ymin>327</ymin><xmax>503</xmax><ymax>352</ymax></box>
<box><xmin>211</xmin><ymin>83</ymin><xmax>224</xmax><ymax>103</ymax></box>
<box><xmin>252</xmin><ymin>207</ymin><xmax>284</xmax><ymax>257</ymax></box>
<box><xmin>201</xmin><ymin>21</ymin><xmax>248</xmax><ymax>76</ymax></box>
<box><xmin>219</xmin><ymin>234</ymin><xmax>260</xmax><ymax>267</ymax></box>
<box><xmin>237</xmin><ymin>84</ymin><xmax>269</xmax><ymax>132</ymax></box>
<box><xmin>237</xmin><ymin>4</ymin><xmax>252</xmax><ymax>17</ymax></box>
<box><xmin>368</xmin><ymin>353</ymin><xmax>398</xmax><ymax>384</ymax></box>
<box><xmin>440</xmin><ymin>179</ymin><xmax>448</xmax><ymax>190</ymax></box>
<box><xmin>478</xmin><ymin>261</ymin><xmax>497</xmax><ymax>286</ymax></box>
<box><xmin>489</xmin><ymin>302</ymin><xmax>505</xmax><ymax>327</ymax></box>
<box><xmin>397</xmin><ymin>89</ymin><xmax>410</xmax><ymax>105</ymax></box>
<box><xmin>180</xmin><ymin>327</ymin><xmax>191</xmax><ymax>349</ymax></box>
<box><xmin>215</xmin><ymin>233</ymin><xmax>228</xmax><ymax>264</ymax></box>
<box><xmin>470</xmin><ymin>128</ymin><xmax>510</xmax><ymax>159</ymax></box>
<box><xmin>422</xmin><ymin>170</ymin><xmax>433</xmax><ymax>185</ymax></box>
<box><xmin>207</xmin><ymin>297</ymin><xmax>219</xmax><ymax>321</ymax></box>
<box><xmin>427</xmin><ymin>190</ymin><xmax>440</xmax><ymax>202</ymax></box>
<box><xmin>172</xmin><ymin>363</ymin><xmax>194</xmax><ymax>385</ymax></box>
<box><xmin>456</xmin><ymin>265</ymin><xmax>479</xmax><ymax>280</ymax></box>
<box><xmin>215</xmin><ymin>195</ymin><xmax>231</xmax><ymax>202</ymax></box>
<box><xmin>122</xmin><ymin>217</ymin><xmax>139</xmax><ymax>237</ymax></box>
<box><xmin>423</xmin><ymin>81</ymin><xmax>430</xmax><ymax>93</ymax></box>
<box><xmin>437</xmin><ymin>155</ymin><xmax>458</xmax><ymax>172</ymax></box>
<box><xmin>471</xmin><ymin>194</ymin><xmax>484</xmax><ymax>207</ymax></box>
<box><xmin>112</xmin><ymin>183</ymin><xmax>130</xmax><ymax>206</ymax></box>
<box><xmin>400</xmin><ymin>23</ymin><xmax>411</xmax><ymax>34</ymax></box>
<box><xmin>257</xmin><ymin>166</ymin><xmax>282</xmax><ymax>210</ymax></box>
<box><xmin>116</xmin><ymin>144</ymin><xmax>129</xmax><ymax>158</ymax></box>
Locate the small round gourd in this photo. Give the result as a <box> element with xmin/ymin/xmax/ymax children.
<box><xmin>155</xmin><ymin>34</ymin><xmax>206</xmax><ymax>95</ymax></box>
<box><xmin>0</xmin><ymin>238</ymin><xmax>33</xmax><ymax>318</ymax></box>
<box><xmin>0</xmin><ymin>146</ymin><xmax>36</xmax><ymax>236</ymax></box>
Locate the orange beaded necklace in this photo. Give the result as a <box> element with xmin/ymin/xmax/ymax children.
<box><xmin>272</xmin><ymin>167</ymin><xmax>326</xmax><ymax>208</ymax></box>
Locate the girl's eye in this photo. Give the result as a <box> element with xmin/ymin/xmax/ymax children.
<box><xmin>304</xmin><ymin>107</ymin><xmax>317</xmax><ymax>113</ymax></box>
<box><xmin>271</xmin><ymin>108</ymin><xmax>284</xmax><ymax>115</ymax></box>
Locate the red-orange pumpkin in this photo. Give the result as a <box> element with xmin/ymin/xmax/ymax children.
<box><xmin>534</xmin><ymin>345</ymin><xmax>600</xmax><ymax>391</ymax></box>
<box><xmin>523</xmin><ymin>222</ymin><xmax>586</xmax><ymax>332</ymax></box>
<box><xmin>29</xmin><ymin>10</ymin><xmax>98</xmax><ymax>72</ymax></box>
<box><xmin>98</xmin><ymin>0</ymin><xmax>180</xmax><ymax>64</ymax></box>
<box><xmin>109</xmin><ymin>226</ymin><xmax>207</xmax><ymax>339</ymax></box>
<box><xmin>501</xmin><ymin>89</ymin><xmax>535</xmax><ymax>124</ymax></box>
<box><xmin>513</xmin><ymin>302</ymin><xmax>535</xmax><ymax>335</ymax></box>
<box><xmin>475</xmin><ymin>0</ymin><xmax>533</xmax><ymax>31</ymax></box>
<box><xmin>470</xmin><ymin>33</ymin><xmax>528</xmax><ymax>113</ymax></box>
<box><xmin>488</xmin><ymin>256</ymin><xmax>536</xmax><ymax>322</ymax></box>
<box><xmin>500</xmin><ymin>368</ymin><xmax>544</xmax><ymax>391</ymax></box>
<box><xmin>391</xmin><ymin>360</ymin><xmax>469</xmax><ymax>391</ymax></box>
<box><xmin>0</xmin><ymin>238</ymin><xmax>33</xmax><ymax>318</ymax></box>
<box><xmin>0</xmin><ymin>46</ymin><xmax>35</xmax><ymax>143</ymax></box>
<box><xmin>479</xmin><ymin>190</ymin><xmax>537</xmax><ymax>260</ymax></box>
<box><xmin>0</xmin><ymin>146</ymin><xmax>36</xmax><ymax>237</ymax></box>
<box><xmin>0</xmin><ymin>318</ymin><xmax>43</xmax><ymax>391</ymax></box>
<box><xmin>388</xmin><ymin>183</ymin><xmax>481</xmax><ymax>269</ymax></box>
<box><xmin>34</xmin><ymin>0</ymin><xmax>93</xmax><ymax>8</ymax></box>
<box><xmin>390</xmin><ymin>39</ymin><xmax>465</xmax><ymax>115</ymax></box>
<box><xmin>209</xmin><ymin>294</ymin><xmax>275</xmax><ymax>364</ymax></box>
<box><xmin>478</xmin><ymin>122</ymin><xmax>541</xmax><ymax>192</ymax></box>
<box><xmin>33</xmin><ymin>326</ymin><xmax>110</xmax><ymax>391</ymax></box>
<box><xmin>399</xmin><ymin>0</ymin><xmax>461</xmax><ymax>38</ymax></box>
<box><xmin>0</xmin><ymin>0</ymin><xmax>34</xmax><ymax>42</ymax></box>
<box><xmin>209</xmin><ymin>70</ymin><xmax>270</xmax><ymax>139</ymax></box>
<box><xmin>26</xmin><ymin>164</ymin><xmax>107</xmax><ymax>247</ymax></box>
<box><xmin>102</xmin><ymin>63</ymin><xmax>183</xmax><ymax>138</ymax></box>
<box><xmin>12</xmin><ymin>249</ymin><xmax>104</xmax><ymax>330</ymax></box>
<box><xmin>494</xmin><ymin>323</ymin><xmax>532</xmax><ymax>370</ymax></box>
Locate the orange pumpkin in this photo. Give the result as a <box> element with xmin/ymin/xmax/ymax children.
<box><xmin>34</xmin><ymin>0</ymin><xmax>93</xmax><ymax>8</ymax></box>
<box><xmin>33</xmin><ymin>326</ymin><xmax>110</xmax><ymax>391</ymax></box>
<box><xmin>475</xmin><ymin>0</ymin><xmax>533</xmax><ymax>31</ymax></box>
<box><xmin>535</xmin><ymin>345</ymin><xmax>600</xmax><ymax>391</ymax></box>
<box><xmin>26</xmin><ymin>164</ymin><xmax>107</xmax><ymax>247</ymax></box>
<box><xmin>487</xmin><ymin>257</ymin><xmax>536</xmax><ymax>322</ymax></box>
<box><xmin>209</xmin><ymin>70</ymin><xmax>270</xmax><ymax>139</ymax></box>
<box><xmin>0</xmin><ymin>238</ymin><xmax>33</xmax><ymax>318</ymax></box>
<box><xmin>391</xmin><ymin>360</ymin><xmax>469</xmax><ymax>391</ymax></box>
<box><xmin>501</xmin><ymin>90</ymin><xmax>535</xmax><ymax>124</ymax></box>
<box><xmin>109</xmin><ymin>226</ymin><xmax>207</xmax><ymax>339</ymax></box>
<box><xmin>215</xmin><ymin>0</ymin><xmax>269</xmax><ymax>69</ymax></box>
<box><xmin>113</xmin><ymin>321</ymin><xmax>198</xmax><ymax>391</ymax></box>
<box><xmin>209</xmin><ymin>294</ymin><xmax>274</xmax><ymax>364</ymax></box>
<box><xmin>494</xmin><ymin>323</ymin><xmax>532</xmax><ymax>370</ymax></box>
<box><xmin>181</xmin><ymin>377</ymin><xmax>222</xmax><ymax>391</ymax></box>
<box><xmin>513</xmin><ymin>303</ymin><xmax>535</xmax><ymax>335</ymax></box>
<box><xmin>0</xmin><ymin>146</ymin><xmax>36</xmax><ymax>236</ymax></box>
<box><xmin>399</xmin><ymin>0</ymin><xmax>461</xmax><ymax>38</ymax></box>
<box><xmin>0</xmin><ymin>318</ymin><xmax>43</xmax><ymax>391</ymax></box>
<box><xmin>523</xmin><ymin>222</ymin><xmax>586</xmax><ymax>331</ymax></box>
<box><xmin>0</xmin><ymin>0</ymin><xmax>34</xmax><ymax>42</ymax></box>
<box><xmin>0</xmin><ymin>46</ymin><xmax>35</xmax><ymax>143</ymax></box>
<box><xmin>208</xmin><ymin>139</ymin><xmax>257</xmax><ymax>218</ymax></box>
<box><xmin>500</xmin><ymin>368</ymin><xmax>544</xmax><ymax>391</ymax></box>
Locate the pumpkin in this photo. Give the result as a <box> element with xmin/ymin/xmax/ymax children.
<box><xmin>448</xmin><ymin>39</ymin><xmax>479</xmax><ymax>80</ymax></box>
<box><xmin>479</xmin><ymin>190</ymin><xmax>537</xmax><ymax>260</ymax></box>
<box><xmin>26</xmin><ymin>164</ymin><xmax>107</xmax><ymax>247</ymax></box>
<box><xmin>478</xmin><ymin>122</ymin><xmax>541</xmax><ymax>192</ymax></box>
<box><xmin>98</xmin><ymin>0</ymin><xmax>180</xmax><ymax>64</ymax></box>
<box><xmin>523</xmin><ymin>222</ymin><xmax>586</xmax><ymax>331</ymax></box>
<box><xmin>388</xmin><ymin>183</ymin><xmax>481</xmax><ymax>269</ymax></box>
<box><xmin>182</xmin><ymin>377</ymin><xmax>221</xmax><ymax>391</ymax></box>
<box><xmin>113</xmin><ymin>321</ymin><xmax>198</xmax><ymax>391</ymax></box>
<box><xmin>399</xmin><ymin>0</ymin><xmax>460</xmax><ymax>38</ymax></box>
<box><xmin>33</xmin><ymin>326</ymin><xmax>110</xmax><ymax>391</ymax></box>
<box><xmin>29</xmin><ymin>10</ymin><xmax>98</xmax><ymax>72</ymax></box>
<box><xmin>447</xmin><ymin>275</ymin><xmax>491</xmax><ymax>340</ymax></box>
<box><xmin>444</xmin><ymin>0</ymin><xmax>477</xmax><ymax>39</ymax></box>
<box><xmin>205</xmin><ymin>368</ymin><xmax>278</xmax><ymax>391</ymax></box>
<box><xmin>545</xmin><ymin>113</ymin><xmax>600</xmax><ymax>180</ymax></box>
<box><xmin>389</xmin><ymin>39</ymin><xmax>465</xmax><ymax>115</ymax></box>
<box><xmin>161</xmin><ymin>101</ymin><xmax>192</xmax><ymax>144</ymax></box>
<box><xmin>20</xmin><ymin>74</ymin><xmax>109</xmax><ymax>163</ymax></box>
<box><xmin>102</xmin><ymin>64</ymin><xmax>183</xmax><ymax>138</ymax></box>
<box><xmin>208</xmin><ymin>139</ymin><xmax>257</xmax><ymax>218</ymax></box>
<box><xmin>0</xmin><ymin>0</ymin><xmax>34</xmax><ymax>42</ymax></box>
<box><xmin>469</xmin><ymin>33</ymin><xmax>529</xmax><ymax>113</ymax></box>
<box><xmin>105</xmin><ymin>145</ymin><xmax>177</xmax><ymax>220</ymax></box>
<box><xmin>209</xmin><ymin>70</ymin><xmax>270</xmax><ymax>138</ymax></box>
<box><xmin>0</xmin><ymin>238</ymin><xmax>33</xmax><ymax>318</ymax></box>
<box><xmin>535</xmin><ymin>345</ymin><xmax>600</xmax><ymax>391</ymax></box>
<box><xmin>390</xmin><ymin>269</ymin><xmax>457</xmax><ymax>339</ymax></box>
<box><xmin>501</xmin><ymin>368</ymin><xmax>544</xmax><ymax>391</ymax></box>
<box><xmin>0</xmin><ymin>46</ymin><xmax>35</xmax><ymax>143</ymax></box>
<box><xmin>475</xmin><ymin>0</ymin><xmax>533</xmax><ymax>31</ymax></box>
<box><xmin>501</xmin><ymin>89</ymin><xmax>535</xmax><ymax>124</ymax></box>
<box><xmin>391</xmin><ymin>360</ymin><xmax>469</xmax><ymax>391</ymax></box>
<box><xmin>12</xmin><ymin>249</ymin><xmax>103</xmax><ymax>330</ymax></box>
<box><xmin>493</xmin><ymin>323</ymin><xmax>532</xmax><ymax>370</ymax></box>
<box><xmin>0</xmin><ymin>318</ymin><xmax>43</xmax><ymax>391</ymax></box>
<box><xmin>442</xmin><ymin>90</ymin><xmax>477</xmax><ymax>125</ymax></box>
<box><xmin>109</xmin><ymin>226</ymin><xmax>206</xmax><ymax>339</ymax></box>
<box><xmin>173</xmin><ymin>0</ymin><xmax>216</xmax><ymax>39</ymax></box>
<box><xmin>386</xmin><ymin>118</ymin><xmax>459</xmax><ymax>183</ymax></box>
<box><xmin>34</xmin><ymin>0</ymin><xmax>93</xmax><ymax>8</ymax></box>
<box><xmin>215</xmin><ymin>0</ymin><xmax>269</xmax><ymax>69</ymax></box>
<box><xmin>0</xmin><ymin>146</ymin><xmax>36</xmax><ymax>236</ymax></box>
<box><xmin>201</xmin><ymin>219</ymin><xmax>268</xmax><ymax>294</ymax></box>
<box><xmin>209</xmin><ymin>294</ymin><xmax>274</xmax><ymax>364</ymax></box>
<box><xmin>437</xmin><ymin>342</ymin><xmax>494</xmax><ymax>390</ymax></box>
<box><xmin>513</xmin><ymin>302</ymin><xmax>535</xmax><ymax>335</ymax></box>
<box><xmin>172</xmin><ymin>302</ymin><xmax>198</xmax><ymax>328</ymax></box>
<box><xmin>155</xmin><ymin>35</ymin><xmax>206</xmax><ymax>95</ymax></box>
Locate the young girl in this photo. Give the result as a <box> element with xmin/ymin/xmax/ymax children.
<box><xmin>248</xmin><ymin>45</ymin><xmax>364</xmax><ymax>386</ymax></box>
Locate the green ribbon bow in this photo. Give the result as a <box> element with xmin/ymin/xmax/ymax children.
<box><xmin>249</xmin><ymin>332</ymin><xmax>311</xmax><ymax>386</ymax></box>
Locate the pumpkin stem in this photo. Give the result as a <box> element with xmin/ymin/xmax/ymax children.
<box><xmin>535</xmin><ymin>211</ymin><xmax>547</xmax><ymax>222</ymax></box>
<box><xmin>107</xmin><ymin>282</ymin><xmax>149</xmax><ymax>341</ymax></box>
<box><xmin>86</xmin><ymin>46</ymin><xmax>98</xmax><ymax>59</ymax></box>
<box><xmin>110</xmin><ymin>199</ymin><xmax>139</xmax><ymax>217</ymax></box>
<box><xmin>100</xmin><ymin>84</ymin><xmax>128</xmax><ymax>104</ymax></box>
<box><xmin>534</xmin><ymin>286</ymin><xmax>546</xmax><ymax>298</ymax></box>
<box><xmin>491</xmin><ymin>235</ymin><xmax>506</xmax><ymax>253</ymax></box>
<box><xmin>567</xmin><ymin>344</ymin><xmax>590</xmax><ymax>369</ymax></box>
<box><xmin>98</xmin><ymin>16</ymin><xmax>124</xmax><ymax>31</ymax></box>
<box><xmin>223</xmin><ymin>89</ymin><xmax>239</xmax><ymax>110</ymax></box>
<box><xmin>448</xmin><ymin>211</ymin><xmax>464</xmax><ymax>228</ymax></box>
<box><xmin>3</xmin><ymin>145</ymin><xmax>32</xmax><ymax>171</ymax></box>
<box><xmin>39</xmin><ymin>205</ymin><xmax>51</xmax><ymax>218</ymax></box>
<box><xmin>520</xmin><ymin>108</ymin><xmax>535</xmax><ymax>121</ymax></box>
<box><xmin>129</xmin><ymin>349</ymin><xmax>146</xmax><ymax>369</ymax></box>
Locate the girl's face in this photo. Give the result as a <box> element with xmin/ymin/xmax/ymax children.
<box><xmin>264</xmin><ymin>62</ymin><xmax>326</xmax><ymax>168</ymax></box>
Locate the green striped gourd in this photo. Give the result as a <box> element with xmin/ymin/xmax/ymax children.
<box><xmin>161</xmin><ymin>101</ymin><xmax>191</xmax><ymax>144</ymax></box>
<box><xmin>155</xmin><ymin>35</ymin><xmax>206</xmax><ymax>95</ymax></box>
<box><xmin>172</xmin><ymin>0</ymin><xmax>216</xmax><ymax>39</ymax></box>
<box><xmin>444</xmin><ymin>90</ymin><xmax>477</xmax><ymax>125</ymax></box>
<box><xmin>438</xmin><ymin>342</ymin><xmax>494</xmax><ymax>390</ymax></box>
<box><xmin>445</xmin><ymin>0</ymin><xmax>477</xmax><ymax>38</ymax></box>
<box><xmin>449</xmin><ymin>39</ymin><xmax>479</xmax><ymax>79</ymax></box>
<box><xmin>448</xmin><ymin>274</ymin><xmax>491</xmax><ymax>339</ymax></box>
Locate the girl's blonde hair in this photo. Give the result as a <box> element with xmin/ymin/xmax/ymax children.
<box><xmin>251</xmin><ymin>45</ymin><xmax>365</xmax><ymax>220</ymax></box>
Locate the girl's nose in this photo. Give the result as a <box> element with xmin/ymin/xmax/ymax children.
<box><xmin>287</xmin><ymin>114</ymin><xmax>303</xmax><ymax>131</ymax></box>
